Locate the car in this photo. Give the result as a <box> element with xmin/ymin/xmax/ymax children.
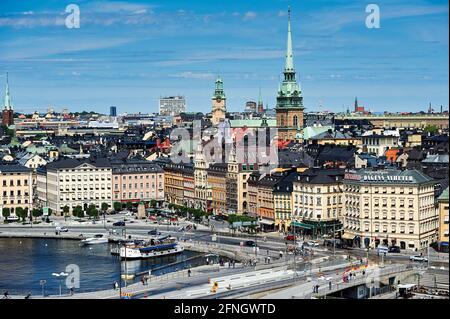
<box><xmin>388</xmin><ymin>246</ymin><xmax>401</xmax><ymax>253</ymax></box>
<box><xmin>113</xmin><ymin>221</ymin><xmax>125</xmax><ymax>227</ymax></box>
<box><xmin>148</xmin><ymin>229</ymin><xmax>161</xmax><ymax>236</ymax></box>
<box><xmin>245</xmin><ymin>240</ymin><xmax>256</xmax><ymax>247</ymax></box>
<box><xmin>306</xmin><ymin>241</ymin><xmax>319</xmax><ymax>247</ymax></box>
<box><xmin>285</xmin><ymin>235</ymin><xmax>296</xmax><ymax>241</ymax></box>
<box><xmin>376</xmin><ymin>245</ymin><xmax>389</xmax><ymax>254</ymax></box>
<box><xmin>410</xmin><ymin>255</ymin><xmax>428</xmax><ymax>262</ymax></box>
<box><xmin>56</xmin><ymin>226</ymin><xmax>68</xmax><ymax>232</ymax></box>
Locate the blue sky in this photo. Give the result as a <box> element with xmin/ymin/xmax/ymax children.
<box><xmin>0</xmin><ymin>0</ymin><xmax>448</xmax><ymax>114</ymax></box>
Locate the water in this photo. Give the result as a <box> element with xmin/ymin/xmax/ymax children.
<box><xmin>0</xmin><ymin>238</ymin><xmax>203</xmax><ymax>296</ymax></box>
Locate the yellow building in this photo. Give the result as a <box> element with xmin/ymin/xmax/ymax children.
<box><xmin>438</xmin><ymin>187</ymin><xmax>449</xmax><ymax>251</ymax></box>
<box><xmin>342</xmin><ymin>169</ymin><xmax>438</xmax><ymax>251</ymax></box>
<box><xmin>0</xmin><ymin>164</ymin><xmax>33</xmax><ymax>217</ymax></box>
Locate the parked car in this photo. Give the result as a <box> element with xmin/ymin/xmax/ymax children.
<box><xmin>148</xmin><ymin>229</ymin><xmax>161</xmax><ymax>236</ymax></box>
<box><xmin>113</xmin><ymin>221</ymin><xmax>125</xmax><ymax>227</ymax></box>
<box><xmin>306</xmin><ymin>241</ymin><xmax>319</xmax><ymax>247</ymax></box>
<box><xmin>55</xmin><ymin>226</ymin><xmax>68</xmax><ymax>232</ymax></box>
<box><xmin>388</xmin><ymin>246</ymin><xmax>401</xmax><ymax>253</ymax></box>
<box><xmin>376</xmin><ymin>245</ymin><xmax>389</xmax><ymax>254</ymax></box>
<box><xmin>285</xmin><ymin>235</ymin><xmax>296</xmax><ymax>241</ymax></box>
<box><xmin>245</xmin><ymin>240</ymin><xmax>256</xmax><ymax>247</ymax></box>
<box><xmin>410</xmin><ymin>255</ymin><xmax>428</xmax><ymax>262</ymax></box>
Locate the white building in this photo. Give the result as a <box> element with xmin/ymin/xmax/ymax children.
<box><xmin>159</xmin><ymin>96</ymin><xmax>186</xmax><ymax>116</ymax></box>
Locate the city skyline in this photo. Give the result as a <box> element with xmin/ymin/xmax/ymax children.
<box><xmin>0</xmin><ymin>0</ymin><xmax>448</xmax><ymax>114</ymax></box>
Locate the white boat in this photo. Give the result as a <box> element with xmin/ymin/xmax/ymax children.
<box><xmin>119</xmin><ymin>237</ymin><xmax>184</xmax><ymax>259</ymax></box>
<box><xmin>81</xmin><ymin>234</ymin><xmax>109</xmax><ymax>245</ymax></box>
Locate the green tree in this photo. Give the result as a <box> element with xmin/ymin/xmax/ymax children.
<box><xmin>32</xmin><ymin>208</ymin><xmax>43</xmax><ymax>217</ymax></box>
<box><xmin>62</xmin><ymin>205</ymin><xmax>70</xmax><ymax>216</ymax></box>
<box><xmin>113</xmin><ymin>202</ymin><xmax>122</xmax><ymax>212</ymax></box>
<box><xmin>424</xmin><ymin>124</ymin><xmax>439</xmax><ymax>135</ymax></box>
<box><xmin>101</xmin><ymin>202</ymin><xmax>109</xmax><ymax>213</ymax></box>
<box><xmin>73</xmin><ymin>205</ymin><xmax>83</xmax><ymax>218</ymax></box>
<box><xmin>149</xmin><ymin>200</ymin><xmax>157</xmax><ymax>208</ymax></box>
<box><xmin>87</xmin><ymin>204</ymin><xmax>98</xmax><ymax>219</ymax></box>
<box><xmin>2</xmin><ymin>207</ymin><xmax>10</xmax><ymax>219</ymax></box>
<box><xmin>126</xmin><ymin>201</ymin><xmax>133</xmax><ymax>211</ymax></box>
<box><xmin>15</xmin><ymin>207</ymin><xmax>27</xmax><ymax>222</ymax></box>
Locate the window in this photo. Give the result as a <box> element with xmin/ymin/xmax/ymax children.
<box><xmin>293</xmin><ymin>115</ymin><xmax>298</xmax><ymax>127</ymax></box>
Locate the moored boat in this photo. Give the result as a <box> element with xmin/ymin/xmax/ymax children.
<box><xmin>119</xmin><ymin>237</ymin><xmax>184</xmax><ymax>259</ymax></box>
<box><xmin>81</xmin><ymin>234</ymin><xmax>109</xmax><ymax>245</ymax></box>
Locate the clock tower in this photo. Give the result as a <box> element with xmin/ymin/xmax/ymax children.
<box><xmin>211</xmin><ymin>76</ymin><xmax>227</xmax><ymax>126</ymax></box>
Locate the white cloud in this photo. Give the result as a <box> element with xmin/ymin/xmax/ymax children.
<box><xmin>243</xmin><ymin>11</ymin><xmax>257</xmax><ymax>21</ymax></box>
<box><xmin>171</xmin><ymin>72</ymin><xmax>215</xmax><ymax>80</ymax></box>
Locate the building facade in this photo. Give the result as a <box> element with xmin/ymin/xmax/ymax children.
<box><xmin>111</xmin><ymin>160</ymin><xmax>164</xmax><ymax>204</ymax></box>
<box><xmin>43</xmin><ymin>158</ymin><xmax>112</xmax><ymax>215</ymax></box>
<box><xmin>342</xmin><ymin>169</ymin><xmax>438</xmax><ymax>251</ymax></box>
<box><xmin>159</xmin><ymin>96</ymin><xmax>186</xmax><ymax>116</ymax></box>
<box><xmin>438</xmin><ymin>187</ymin><xmax>449</xmax><ymax>251</ymax></box>
<box><xmin>0</xmin><ymin>164</ymin><xmax>33</xmax><ymax>216</ymax></box>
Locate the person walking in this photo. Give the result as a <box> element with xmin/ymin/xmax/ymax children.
<box><xmin>188</xmin><ymin>269</ymin><xmax>192</xmax><ymax>277</ymax></box>
<box><xmin>329</xmin><ymin>281</ymin><xmax>332</xmax><ymax>290</ymax></box>
<box><xmin>267</xmin><ymin>256</ymin><xmax>271</xmax><ymax>264</ymax></box>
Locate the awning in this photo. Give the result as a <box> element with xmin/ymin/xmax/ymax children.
<box><xmin>290</xmin><ymin>221</ymin><xmax>313</xmax><ymax>229</ymax></box>
<box><xmin>259</xmin><ymin>219</ymin><xmax>275</xmax><ymax>225</ymax></box>
<box><xmin>341</xmin><ymin>233</ymin><xmax>356</xmax><ymax>240</ymax></box>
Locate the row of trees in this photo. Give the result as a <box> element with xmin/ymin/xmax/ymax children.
<box><xmin>112</xmin><ymin>200</ymin><xmax>159</xmax><ymax>212</ymax></box>
<box><xmin>64</xmin><ymin>203</ymin><xmax>109</xmax><ymax>219</ymax></box>
<box><xmin>167</xmin><ymin>204</ymin><xmax>211</xmax><ymax>219</ymax></box>
<box><xmin>2</xmin><ymin>207</ymin><xmax>53</xmax><ymax>222</ymax></box>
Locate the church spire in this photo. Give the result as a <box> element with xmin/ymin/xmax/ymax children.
<box><xmin>285</xmin><ymin>6</ymin><xmax>294</xmax><ymax>72</ymax></box>
<box><xmin>4</xmin><ymin>72</ymin><xmax>12</xmax><ymax>111</ymax></box>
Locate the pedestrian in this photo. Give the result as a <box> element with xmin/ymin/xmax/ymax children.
<box><xmin>141</xmin><ymin>276</ymin><xmax>146</xmax><ymax>286</ymax></box>
<box><xmin>267</xmin><ymin>256</ymin><xmax>271</xmax><ymax>264</ymax></box>
<box><xmin>329</xmin><ymin>281</ymin><xmax>332</xmax><ymax>290</ymax></box>
<box><xmin>70</xmin><ymin>287</ymin><xmax>74</xmax><ymax>295</ymax></box>
<box><xmin>206</xmin><ymin>257</ymin><xmax>209</xmax><ymax>265</ymax></box>
<box><xmin>279</xmin><ymin>251</ymin><xmax>283</xmax><ymax>259</ymax></box>
<box><xmin>232</xmin><ymin>260</ymin><xmax>235</xmax><ymax>269</ymax></box>
<box><xmin>114</xmin><ymin>281</ymin><xmax>119</xmax><ymax>290</ymax></box>
<box><xmin>188</xmin><ymin>269</ymin><xmax>192</xmax><ymax>277</ymax></box>
<box><xmin>362</xmin><ymin>270</ymin><xmax>366</xmax><ymax>276</ymax></box>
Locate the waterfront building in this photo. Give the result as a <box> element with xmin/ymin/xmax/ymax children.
<box><xmin>42</xmin><ymin>158</ymin><xmax>112</xmax><ymax>215</ymax></box>
<box><xmin>292</xmin><ymin>169</ymin><xmax>345</xmax><ymax>234</ymax></box>
<box><xmin>1</xmin><ymin>73</ymin><xmax>14</xmax><ymax>127</ymax></box>
<box><xmin>111</xmin><ymin>160</ymin><xmax>164</xmax><ymax>204</ymax></box>
<box><xmin>159</xmin><ymin>96</ymin><xmax>186</xmax><ymax>116</ymax></box>
<box><xmin>438</xmin><ymin>187</ymin><xmax>449</xmax><ymax>252</ymax></box>
<box><xmin>0</xmin><ymin>164</ymin><xmax>33</xmax><ymax>216</ymax></box>
<box><xmin>275</xmin><ymin>8</ymin><xmax>304</xmax><ymax>142</ymax></box>
<box><xmin>207</xmin><ymin>163</ymin><xmax>228</xmax><ymax>216</ymax></box>
<box><xmin>274</xmin><ymin>171</ymin><xmax>298</xmax><ymax>232</ymax></box>
<box><xmin>193</xmin><ymin>141</ymin><xmax>212</xmax><ymax>212</ymax></box>
<box><xmin>163</xmin><ymin>161</ymin><xmax>193</xmax><ymax>207</ymax></box>
<box><xmin>211</xmin><ymin>76</ymin><xmax>227</xmax><ymax>126</ymax></box>
<box><xmin>342</xmin><ymin>168</ymin><xmax>438</xmax><ymax>250</ymax></box>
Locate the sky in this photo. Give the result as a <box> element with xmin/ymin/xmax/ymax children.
<box><xmin>0</xmin><ymin>0</ymin><xmax>448</xmax><ymax>115</ymax></box>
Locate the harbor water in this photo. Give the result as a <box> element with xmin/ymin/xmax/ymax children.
<box><xmin>0</xmin><ymin>238</ymin><xmax>204</xmax><ymax>296</ymax></box>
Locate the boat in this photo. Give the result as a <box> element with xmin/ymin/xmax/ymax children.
<box><xmin>81</xmin><ymin>234</ymin><xmax>109</xmax><ymax>245</ymax></box>
<box><xmin>119</xmin><ymin>237</ymin><xmax>184</xmax><ymax>259</ymax></box>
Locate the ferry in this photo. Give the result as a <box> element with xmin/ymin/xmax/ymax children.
<box><xmin>119</xmin><ymin>236</ymin><xmax>184</xmax><ymax>260</ymax></box>
<box><xmin>81</xmin><ymin>234</ymin><xmax>109</xmax><ymax>245</ymax></box>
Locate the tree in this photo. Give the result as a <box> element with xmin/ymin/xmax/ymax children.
<box><xmin>126</xmin><ymin>201</ymin><xmax>133</xmax><ymax>211</ymax></box>
<box><xmin>424</xmin><ymin>124</ymin><xmax>439</xmax><ymax>135</ymax></box>
<box><xmin>15</xmin><ymin>207</ymin><xmax>27</xmax><ymax>222</ymax></box>
<box><xmin>32</xmin><ymin>208</ymin><xmax>43</xmax><ymax>218</ymax></box>
<box><xmin>101</xmin><ymin>202</ymin><xmax>109</xmax><ymax>213</ymax></box>
<box><xmin>2</xmin><ymin>208</ymin><xmax>10</xmax><ymax>220</ymax></box>
<box><xmin>113</xmin><ymin>202</ymin><xmax>122</xmax><ymax>212</ymax></box>
<box><xmin>87</xmin><ymin>204</ymin><xmax>98</xmax><ymax>219</ymax></box>
<box><xmin>149</xmin><ymin>200</ymin><xmax>157</xmax><ymax>208</ymax></box>
<box><xmin>62</xmin><ymin>205</ymin><xmax>70</xmax><ymax>216</ymax></box>
<box><xmin>73</xmin><ymin>205</ymin><xmax>83</xmax><ymax>218</ymax></box>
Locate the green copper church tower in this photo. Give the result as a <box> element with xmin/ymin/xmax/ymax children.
<box><xmin>275</xmin><ymin>7</ymin><xmax>304</xmax><ymax>141</ymax></box>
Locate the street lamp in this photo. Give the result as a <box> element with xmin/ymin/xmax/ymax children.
<box><xmin>52</xmin><ymin>272</ymin><xmax>69</xmax><ymax>297</ymax></box>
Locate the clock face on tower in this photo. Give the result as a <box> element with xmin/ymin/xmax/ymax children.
<box><xmin>216</xmin><ymin>97</ymin><xmax>221</xmax><ymax>103</ymax></box>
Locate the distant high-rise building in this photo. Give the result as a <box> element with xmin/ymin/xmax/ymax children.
<box><xmin>159</xmin><ymin>96</ymin><xmax>186</xmax><ymax>116</ymax></box>
<box><xmin>2</xmin><ymin>73</ymin><xmax>14</xmax><ymax>127</ymax></box>
<box><xmin>110</xmin><ymin>106</ymin><xmax>117</xmax><ymax>117</ymax></box>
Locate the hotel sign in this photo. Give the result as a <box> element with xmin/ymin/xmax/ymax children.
<box><xmin>345</xmin><ymin>173</ymin><xmax>361</xmax><ymax>181</ymax></box>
